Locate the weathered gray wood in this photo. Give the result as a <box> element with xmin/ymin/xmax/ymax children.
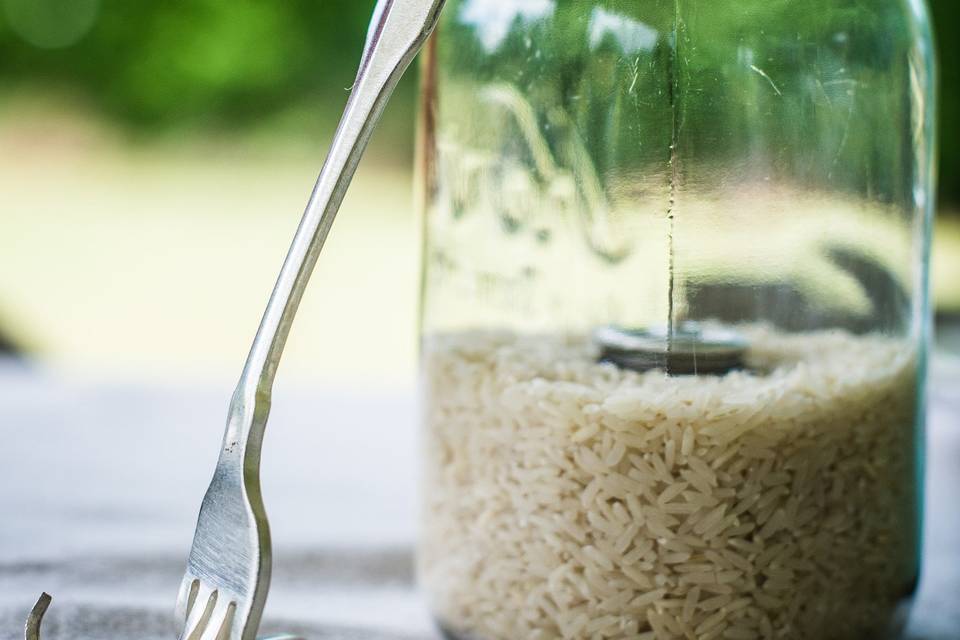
<box><xmin>0</xmin><ymin>360</ymin><xmax>957</xmax><ymax>638</ymax></box>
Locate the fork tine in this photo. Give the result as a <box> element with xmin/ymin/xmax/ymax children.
<box><xmin>24</xmin><ymin>593</ymin><xmax>52</xmax><ymax>640</ymax></box>
<box><xmin>198</xmin><ymin>600</ymin><xmax>235</xmax><ymax>640</ymax></box>
<box><xmin>175</xmin><ymin>576</ymin><xmax>200</xmax><ymax>625</ymax></box>
<box><xmin>180</xmin><ymin>585</ymin><xmax>217</xmax><ymax>640</ymax></box>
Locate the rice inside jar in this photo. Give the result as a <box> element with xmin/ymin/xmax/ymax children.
<box><xmin>418</xmin><ymin>328</ymin><xmax>919</xmax><ymax>640</ymax></box>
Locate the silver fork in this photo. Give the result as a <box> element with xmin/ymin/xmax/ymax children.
<box><xmin>174</xmin><ymin>2</ymin><xmax>445</xmax><ymax>639</ymax></box>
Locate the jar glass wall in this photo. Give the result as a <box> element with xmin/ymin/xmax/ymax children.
<box><xmin>417</xmin><ymin>1</ymin><xmax>935</xmax><ymax>638</ymax></box>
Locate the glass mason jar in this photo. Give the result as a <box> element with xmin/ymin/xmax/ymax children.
<box><xmin>416</xmin><ymin>1</ymin><xmax>936</xmax><ymax>639</ymax></box>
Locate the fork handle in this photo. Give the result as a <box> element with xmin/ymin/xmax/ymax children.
<box><xmin>222</xmin><ymin>0</ymin><xmax>445</xmax><ymax>460</ymax></box>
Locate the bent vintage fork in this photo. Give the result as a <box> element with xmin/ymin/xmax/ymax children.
<box><xmin>171</xmin><ymin>2</ymin><xmax>445</xmax><ymax>640</ymax></box>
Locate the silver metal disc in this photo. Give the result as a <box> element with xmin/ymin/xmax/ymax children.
<box><xmin>593</xmin><ymin>322</ymin><xmax>748</xmax><ymax>375</ymax></box>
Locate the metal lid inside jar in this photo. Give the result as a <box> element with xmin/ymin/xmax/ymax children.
<box><xmin>593</xmin><ymin>322</ymin><xmax>748</xmax><ymax>375</ymax></box>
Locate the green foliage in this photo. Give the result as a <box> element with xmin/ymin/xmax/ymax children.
<box><xmin>0</xmin><ymin>0</ymin><xmax>379</xmax><ymax>127</ymax></box>
<box><xmin>0</xmin><ymin>0</ymin><xmax>954</xmax><ymax>203</ymax></box>
<box><xmin>928</xmin><ymin>0</ymin><xmax>959</xmax><ymax>206</ymax></box>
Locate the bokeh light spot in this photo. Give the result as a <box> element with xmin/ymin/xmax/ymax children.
<box><xmin>2</xmin><ymin>0</ymin><xmax>100</xmax><ymax>49</ymax></box>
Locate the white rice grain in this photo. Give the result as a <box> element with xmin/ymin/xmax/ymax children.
<box><xmin>419</xmin><ymin>329</ymin><xmax>919</xmax><ymax>640</ymax></box>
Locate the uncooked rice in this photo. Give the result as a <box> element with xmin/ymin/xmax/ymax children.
<box><xmin>418</xmin><ymin>328</ymin><xmax>919</xmax><ymax>640</ymax></box>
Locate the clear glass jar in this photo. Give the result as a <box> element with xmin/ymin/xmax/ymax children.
<box><xmin>416</xmin><ymin>1</ymin><xmax>936</xmax><ymax>639</ymax></box>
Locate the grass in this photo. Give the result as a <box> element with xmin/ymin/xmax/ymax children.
<box><xmin>0</xmin><ymin>104</ymin><xmax>957</xmax><ymax>385</ymax></box>
<box><xmin>0</xmin><ymin>105</ymin><xmax>419</xmax><ymax>385</ymax></box>
<box><xmin>934</xmin><ymin>215</ymin><xmax>960</xmax><ymax>312</ymax></box>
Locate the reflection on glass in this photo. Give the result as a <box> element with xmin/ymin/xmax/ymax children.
<box><xmin>417</xmin><ymin>1</ymin><xmax>935</xmax><ymax>638</ymax></box>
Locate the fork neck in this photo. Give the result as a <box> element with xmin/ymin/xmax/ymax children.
<box><xmin>217</xmin><ymin>0</ymin><xmax>447</xmax><ymax>472</ymax></box>
<box><xmin>220</xmin><ymin>383</ymin><xmax>271</xmax><ymax>472</ymax></box>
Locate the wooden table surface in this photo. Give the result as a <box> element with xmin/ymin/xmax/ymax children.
<box><xmin>0</xmin><ymin>358</ymin><xmax>957</xmax><ymax>639</ymax></box>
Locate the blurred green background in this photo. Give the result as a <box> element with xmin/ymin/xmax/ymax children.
<box><xmin>0</xmin><ymin>1</ymin><xmax>422</xmax><ymax>146</ymax></box>
<box><xmin>0</xmin><ymin>0</ymin><xmax>956</xmax><ymax>383</ymax></box>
